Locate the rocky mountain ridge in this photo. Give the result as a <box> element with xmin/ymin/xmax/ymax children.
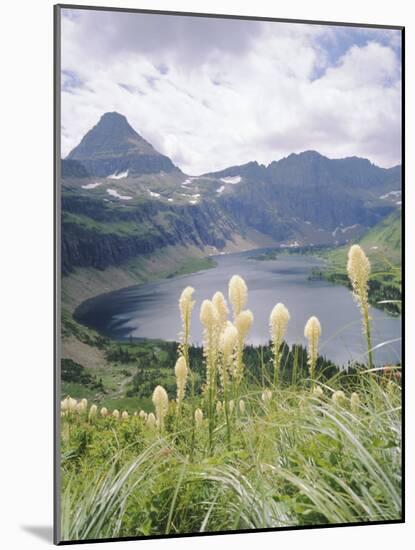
<box><xmin>61</xmin><ymin>112</ymin><xmax>402</xmax><ymax>274</ymax></box>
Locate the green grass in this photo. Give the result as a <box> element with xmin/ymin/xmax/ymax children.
<box><xmin>323</xmin><ymin>210</ymin><xmax>401</xmax><ymax>271</ymax></box>
<box><xmin>165</xmin><ymin>256</ymin><xmax>217</xmax><ymax>278</ymax></box>
<box><xmin>320</xmin><ymin>211</ymin><xmax>402</xmax><ymax>315</ymax></box>
<box><xmin>62</xmin><ymin>211</ymin><xmax>154</xmax><ymax>237</ymax></box>
<box><xmin>61</xmin><ymin>374</ymin><xmax>402</xmax><ymax>541</ymax></box>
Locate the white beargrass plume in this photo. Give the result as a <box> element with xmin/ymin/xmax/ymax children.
<box><xmin>200</xmin><ymin>299</ymin><xmax>219</xmax><ymax>392</ymax></box>
<box><xmin>179</xmin><ymin>286</ymin><xmax>195</xmax><ymax>345</ymax></box>
<box><xmin>139</xmin><ymin>410</ymin><xmax>147</xmax><ymax>421</ymax></box>
<box><xmin>270</xmin><ymin>303</ymin><xmax>290</xmax><ymax>385</ymax></box>
<box><xmin>262</xmin><ymin>388</ymin><xmax>272</xmax><ymax>404</ymax></box>
<box><xmin>146</xmin><ymin>412</ymin><xmax>156</xmax><ymax>428</ymax></box>
<box><xmin>229</xmin><ymin>400</ymin><xmax>235</xmax><ymax>414</ymax></box>
<box><xmin>100</xmin><ymin>407</ymin><xmax>108</xmax><ymax>418</ymax></box>
<box><xmin>332</xmin><ymin>390</ymin><xmax>346</xmax><ymax>406</ymax></box>
<box><xmin>312</xmin><ymin>386</ymin><xmax>324</xmax><ymax>398</ymax></box>
<box><xmin>219</xmin><ymin>322</ymin><xmax>238</xmax><ymax>387</ymax></box>
<box><xmin>121</xmin><ymin>410</ymin><xmax>129</xmax><ymax>420</ymax></box>
<box><xmin>350</xmin><ymin>392</ymin><xmax>361</xmax><ymax>413</ymax></box>
<box><xmin>178</xmin><ymin>286</ymin><xmax>195</xmax><ymax>370</ymax></box>
<box><xmin>228</xmin><ymin>275</ymin><xmax>247</xmax><ymax>319</ymax></box>
<box><xmin>88</xmin><ymin>404</ymin><xmax>97</xmax><ymax>420</ymax></box>
<box><xmin>219</xmin><ymin>321</ymin><xmax>238</xmax><ymax>449</ymax></box>
<box><xmin>68</xmin><ymin>397</ymin><xmax>77</xmax><ymax>413</ymax></box>
<box><xmin>212</xmin><ymin>291</ymin><xmax>229</xmax><ymax>329</ymax></box>
<box><xmin>62</xmin><ymin>396</ymin><xmax>76</xmax><ymax>413</ymax></box>
<box><xmin>112</xmin><ymin>409</ymin><xmax>120</xmax><ymax>419</ymax></box>
<box><xmin>152</xmin><ymin>385</ymin><xmax>169</xmax><ymax>431</ymax></box>
<box><xmin>304</xmin><ymin>316</ymin><xmax>321</xmax><ymax>386</ymax></box>
<box><xmin>347</xmin><ymin>245</ymin><xmax>373</xmax><ymax>369</ymax></box>
<box><xmin>234</xmin><ymin>309</ymin><xmax>253</xmax><ymax>383</ymax></box>
<box><xmin>62</xmin><ymin>396</ymin><xmax>77</xmax><ymax>414</ymax></box>
<box><xmin>174</xmin><ymin>356</ymin><xmax>188</xmax><ymax>411</ymax></box>
<box><xmin>239</xmin><ymin>399</ymin><xmax>246</xmax><ymax>414</ymax></box>
<box><xmin>195</xmin><ymin>408</ymin><xmax>204</xmax><ymax>428</ymax></box>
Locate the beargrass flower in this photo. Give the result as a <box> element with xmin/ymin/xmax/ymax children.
<box><xmin>219</xmin><ymin>322</ymin><xmax>238</xmax><ymax>387</ymax></box>
<box><xmin>235</xmin><ymin>310</ymin><xmax>254</xmax><ymax>339</ymax></box>
<box><xmin>179</xmin><ymin>286</ymin><xmax>195</xmax><ymax>327</ymax></box>
<box><xmin>174</xmin><ymin>356</ymin><xmax>188</xmax><ymax>408</ymax></box>
<box><xmin>229</xmin><ymin>275</ymin><xmax>248</xmax><ymax>319</ymax></box>
<box><xmin>312</xmin><ymin>386</ymin><xmax>324</xmax><ymax>398</ymax></box>
<box><xmin>152</xmin><ymin>385</ymin><xmax>169</xmax><ymax>431</ymax></box>
<box><xmin>347</xmin><ymin>244</ymin><xmax>373</xmax><ymax>369</ymax></box>
<box><xmin>234</xmin><ymin>309</ymin><xmax>253</xmax><ymax>382</ymax></box>
<box><xmin>239</xmin><ymin>399</ymin><xmax>246</xmax><ymax>414</ymax></box>
<box><xmin>100</xmin><ymin>407</ymin><xmax>108</xmax><ymax>417</ymax></box>
<box><xmin>270</xmin><ymin>303</ymin><xmax>290</xmax><ymax>384</ymax></box>
<box><xmin>350</xmin><ymin>392</ymin><xmax>360</xmax><ymax>413</ymax></box>
<box><xmin>212</xmin><ymin>291</ymin><xmax>229</xmax><ymax>328</ymax></box>
<box><xmin>112</xmin><ymin>409</ymin><xmax>120</xmax><ymax>419</ymax></box>
<box><xmin>121</xmin><ymin>411</ymin><xmax>129</xmax><ymax>420</ymax></box>
<box><xmin>332</xmin><ymin>390</ymin><xmax>346</xmax><ymax>406</ymax></box>
<box><xmin>88</xmin><ymin>404</ymin><xmax>97</xmax><ymax>420</ymax></box>
<box><xmin>63</xmin><ymin>396</ymin><xmax>77</xmax><ymax>413</ymax></box>
<box><xmin>304</xmin><ymin>316</ymin><xmax>321</xmax><ymax>385</ymax></box>
<box><xmin>195</xmin><ymin>408</ymin><xmax>204</xmax><ymax>427</ymax></box>
<box><xmin>147</xmin><ymin>412</ymin><xmax>156</xmax><ymax>427</ymax></box>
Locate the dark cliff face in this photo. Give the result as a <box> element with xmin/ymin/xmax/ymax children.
<box><xmin>211</xmin><ymin>150</ymin><xmax>400</xmax><ymax>234</ymax></box>
<box><xmin>61</xmin><ymin>197</ymin><xmax>240</xmax><ymax>274</ymax></box>
<box><xmin>67</xmin><ymin>112</ymin><xmax>180</xmax><ymax>177</ymax></box>
<box><xmin>61</xmin><ymin>159</ymin><xmax>90</xmax><ymax>179</ymax></box>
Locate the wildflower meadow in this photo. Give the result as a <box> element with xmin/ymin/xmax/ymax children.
<box><xmin>60</xmin><ymin>245</ymin><xmax>402</xmax><ymax>541</ymax></box>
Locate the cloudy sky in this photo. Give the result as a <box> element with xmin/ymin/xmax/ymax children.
<box><xmin>61</xmin><ymin>8</ymin><xmax>402</xmax><ymax>174</ymax></box>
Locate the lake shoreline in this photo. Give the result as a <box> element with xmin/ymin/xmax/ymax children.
<box><xmin>73</xmin><ymin>250</ymin><xmax>401</xmax><ymax>366</ymax></box>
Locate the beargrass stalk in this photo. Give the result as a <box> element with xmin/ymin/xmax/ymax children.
<box><xmin>269</xmin><ymin>303</ymin><xmax>290</xmax><ymax>386</ymax></box>
<box><xmin>178</xmin><ymin>287</ymin><xmax>195</xmax><ymax>448</ymax></box>
<box><xmin>304</xmin><ymin>316</ymin><xmax>321</xmax><ymax>388</ymax></box>
<box><xmin>200</xmin><ymin>299</ymin><xmax>219</xmax><ymax>455</ymax></box>
<box><xmin>152</xmin><ymin>385</ymin><xmax>169</xmax><ymax>432</ymax></box>
<box><xmin>220</xmin><ymin>322</ymin><xmax>238</xmax><ymax>450</ymax></box>
<box><xmin>174</xmin><ymin>356</ymin><xmax>188</xmax><ymax>415</ymax></box>
<box><xmin>347</xmin><ymin>244</ymin><xmax>374</xmax><ymax>370</ymax></box>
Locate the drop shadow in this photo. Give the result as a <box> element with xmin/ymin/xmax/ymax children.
<box><xmin>21</xmin><ymin>525</ymin><xmax>53</xmax><ymax>543</ymax></box>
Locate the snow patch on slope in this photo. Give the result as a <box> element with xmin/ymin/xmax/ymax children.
<box><xmin>220</xmin><ymin>176</ymin><xmax>241</xmax><ymax>184</ymax></box>
<box><xmin>107</xmin><ymin>189</ymin><xmax>132</xmax><ymax>200</ymax></box>
<box><xmin>108</xmin><ymin>170</ymin><xmax>129</xmax><ymax>180</ymax></box>
<box><xmin>82</xmin><ymin>182</ymin><xmax>102</xmax><ymax>189</ymax></box>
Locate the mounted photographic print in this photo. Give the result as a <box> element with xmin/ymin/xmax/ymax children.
<box><xmin>54</xmin><ymin>4</ymin><xmax>404</xmax><ymax>545</ymax></box>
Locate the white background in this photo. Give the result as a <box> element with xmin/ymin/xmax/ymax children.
<box><xmin>0</xmin><ymin>0</ymin><xmax>412</xmax><ymax>548</ymax></box>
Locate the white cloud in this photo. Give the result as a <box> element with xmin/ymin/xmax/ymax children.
<box><xmin>60</xmin><ymin>10</ymin><xmax>402</xmax><ymax>174</ymax></box>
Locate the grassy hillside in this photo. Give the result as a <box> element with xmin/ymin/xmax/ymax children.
<box><xmin>324</xmin><ymin>209</ymin><xmax>401</xmax><ymax>270</ymax></box>
<box><xmin>318</xmin><ymin>210</ymin><xmax>402</xmax><ymax>316</ymax></box>
<box><xmin>61</xmin><ymin>374</ymin><xmax>402</xmax><ymax>541</ymax></box>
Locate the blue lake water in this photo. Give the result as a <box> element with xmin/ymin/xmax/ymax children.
<box><xmin>74</xmin><ymin>251</ymin><xmax>401</xmax><ymax>367</ymax></box>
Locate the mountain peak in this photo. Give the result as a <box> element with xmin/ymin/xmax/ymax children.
<box><xmin>96</xmin><ymin>111</ymin><xmax>135</xmax><ymax>134</ymax></box>
<box><xmin>66</xmin><ymin>112</ymin><xmax>180</xmax><ymax>177</ymax></box>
